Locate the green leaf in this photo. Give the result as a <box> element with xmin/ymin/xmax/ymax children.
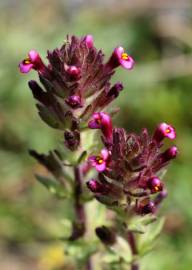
<box><xmin>103</xmin><ymin>252</ymin><xmax>120</xmax><ymax>264</ymax></box>
<box><xmin>77</xmin><ymin>151</ymin><xmax>87</xmax><ymax>165</ymax></box>
<box><xmin>96</xmin><ymin>195</ymin><xmax>118</xmax><ymax>206</ymax></box>
<box><xmin>102</xmin><ymin>236</ymin><xmax>132</xmax><ymax>267</ymax></box>
<box><xmin>138</xmin><ymin>217</ymin><xmax>165</xmax><ymax>255</ymax></box>
<box><xmin>35</xmin><ymin>174</ymin><xmax>68</xmax><ymax>199</ymax></box>
<box><xmin>157</xmin><ymin>168</ymin><xmax>167</xmax><ymax>180</ymax></box>
<box><xmin>64</xmin><ymin>239</ymin><xmax>97</xmax><ymax>264</ymax></box>
<box><xmin>37</xmin><ymin>104</ymin><xmax>61</xmax><ymax>129</ymax></box>
<box><xmin>128</xmin><ymin>215</ymin><xmax>157</xmax><ymax>234</ymax></box>
<box><xmin>110</xmin><ymin>236</ymin><xmax>132</xmax><ymax>263</ymax></box>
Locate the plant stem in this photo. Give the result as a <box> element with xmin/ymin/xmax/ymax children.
<box><xmin>70</xmin><ymin>166</ymin><xmax>86</xmax><ymax>240</ymax></box>
<box><xmin>127</xmin><ymin>231</ymin><xmax>139</xmax><ymax>270</ymax></box>
<box><xmin>71</xmin><ymin>166</ymin><xmax>93</xmax><ymax>270</ymax></box>
<box><xmin>86</xmin><ymin>259</ymin><xmax>93</xmax><ymax>270</ymax></box>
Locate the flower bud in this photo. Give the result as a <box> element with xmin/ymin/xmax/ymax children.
<box><xmin>65</xmin><ymin>95</ymin><xmax>82</xmax><ymax>109</ymax></box>
<box><xmin>138</xmin><ymin>200</ymin><xmax>155</xmax><ymax>215</ymax></box>
<box><xmin>154</xmin><ymin>190</ymin><xmax>168</xmax><ymax>206</ymax></box>
<box><xmin>87</xmin><ymin>179</ymin><xmax>108</xmax><ymax>194</ymax></box>
<box><xmin>161</xmin><ymin>146</ymin><xmax>178</xmax><ymax>162</ymax></box>
<box><xmin>64</xmin><ymin>130</ymin><xmax>80</xmax><ymax>151</ymax></box>
<box><xmin>95</xmin><ymin>226</ymin><xmax>116</xmax><ymax>245</ymax></box>
<box><xmin>66</xmin><ymin>65</ymin><xmax>81</xmax><ymax>79</ymax></box>
<box><xmin>107</xmin><ymin>82</ymin><xmax>123</xmax><ymax>98</ymax></box>
<box><xmin>84</xmin><ymin>34</ymin><xmax>94</xmax><ymax>48</ymax></box>
<box><xmin>147</xmin><ymin>177</ymin><xmax>163</xmax><ymax>194</ymax></box>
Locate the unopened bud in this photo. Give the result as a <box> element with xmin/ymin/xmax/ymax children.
<box><xmin>107</xmin><ymin>82</ymin><xmax>123</xmax><ymax>98</ymax></box>
<box><xmin>66</xmin><ymin>65</ymin><xmax>81</xmax><ymax>79</ymax></box>
<box><xmin>65</xmin><ymin>95</ymin><xmax>82</xmax><ymax>109</ymax></box>
<box><xmin>95</xmin><ymin>226</ymin><xmax>116</xmax><ymax>245</ymax></box>
<box><xmin>161</xmin><ymin>146</ymin><xmax>178</xmax><ymax>162</ymax></box>
<box><xmin>147</xmin><ymin>177</ymin><xmax>163</xmax><ymax>194</ymax></box>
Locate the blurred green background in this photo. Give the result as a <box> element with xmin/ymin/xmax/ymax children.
<box><xmin>0</xmin><ymin>0</ymin><xmax>192</xmax><ymax>269</ymax></box>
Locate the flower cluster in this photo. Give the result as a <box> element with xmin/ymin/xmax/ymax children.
<box><xmin>19</xmin><ymin>34</ymin><xmax>177</xmax><ymax>217</ymax></box>
<box><xmin>87</xmin><ymin>115</ymin><xmax>177</xmax><ymax>215</ymax></box>
<box><xmin>19</xmin><ymin>35</ymin><xmax>134</xmax><ymax>150</ymax></box>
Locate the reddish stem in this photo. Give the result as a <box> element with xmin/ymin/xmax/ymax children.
<box><xmin>127</xmin><ymin>231</ymin><xmax>139</xmax><ymax>270</ymax></box>
<box><xmin>71</xmin><ymin>166</ymin><xmax>92</xmax><ymax>270</ymax></box>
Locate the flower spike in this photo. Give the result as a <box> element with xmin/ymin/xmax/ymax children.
<box><xmin>88</xmin><ymin>149</ymin><xmax>110</xmax><ymax>172</ymax></box>
<box><xmin>88</xmin><ymin>112</ymin><xmax>113</xmax><ymax>142</ymax></box>
<box><xmin>107</xmin><ymin>46</ymin><xmax>135</xmax><ymax>70</ymax></box>
<box><xmin>19</xmin><ymin>50</ymin><xmax>45</xmax><ymax>74</ymax></box>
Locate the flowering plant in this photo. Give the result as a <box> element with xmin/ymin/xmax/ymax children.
<box><xmin>19</xmin><ymin>35</ymin><xmax>177</xmax><ymax>270</ymax></box>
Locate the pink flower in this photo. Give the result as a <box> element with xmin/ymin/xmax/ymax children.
<box><xmin>88</xmin><ymin>149</ymin><xmax>109</xmax><ymax>172</ymax></box>
<box><xmin>107</xmin><ymin>46</ymin><xmax>135</xmax><ymax>70</ymax></box>
<box><xmin>84</xmin><ymin>34</ymin><xmax>94</xmax><ymax>48</ymax></box>
<box><xmin>88</xmin><ymin>112</ymin><xmax>113</xmax><ymax>142</ymax></box>
<box><xmin>153</xmin><ymin>123</ymin><xmax>176</xmax><ymax>142</ymax></box>
<box><xmin>19</xmin><ymin>50</ymin><xmax>45</xmax><ymax>74</ymax></box>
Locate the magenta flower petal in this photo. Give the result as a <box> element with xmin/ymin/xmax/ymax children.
<box><xmin>88</xmin><ymin>148</ymin><xmax>110</xmax><ymax>172</ymax></box>
<box><xmin>88</xmin><ymin>113</ymin><xmax>101</xmax><ymax>129</ymax></box>
<box><xmin>119</xmin><ymin>55</ymin><xmax>135</xmax><ymax>70</ymax></box>
<box><xmin>88</xmin><ymin>112</ymin><xmax>113</xmax><ymax>142</ymax></box>
<box><xmin>99</xmin><ymin>112</ymin><xmax>110</xmax><ymax>124</ymax></box>
<box><xmin>159</xmin><ymin>123</ymin><xmax>176</xmax><ymax>140</ymax></box>
<box><xmin>116</xmin><ymin>47</ymin><xmax>135</xmax><ymax>70</ymax></box>
<box><xmin>84</xmin><ymin>35</ymin><xmax>94</xmax><ymax>48</ymax></box>
<box><xmin>101</xmin><ymin>149</ymin><xmax>109</xmax><ymax>161</ymax></box>
<box><xmin>88</xmin><ymin>155</ymin><xmax>97</xmax><ymax>166</ymax></box>
<box><xmin>19</xmin><ymin>50</ymin><xmax>45</xmax><ymax>74</ymax></box>
<box><xmin>153</xmin><ymin>123</ymin><xmax>176</xmax><ymax>142</ymax></box>
<box><xmin>107</xmin><ymin>46</ymin><xmax>135</xmax><ymax>70</ymax></box>
<box><xmin>28</xmin><ymin>50</ymin><xmax>39</xmax><ymax>61</ymax></box>
<box><xmin>115</xmin><ymin>47</ymin><xmax>124</xmax><ymax>58</ymax></box>
<box><xmin>95</xmin><ymin>162</ymin><xmax>106</xmax><ymax>172</ymax></box>
<box><xmin>100</xmin><ymin>113</ymin><xmax>113</xmax><ymax>142</ymax></box>
<box><xmin>88</xmin><ymin>119</ymin><xmax>101</xmax><ymax>129</ymax></box>
<box><xmin>19</xmin><ymin>62</ymin><xmax>33</xmax><ymax>73</ymax></box>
